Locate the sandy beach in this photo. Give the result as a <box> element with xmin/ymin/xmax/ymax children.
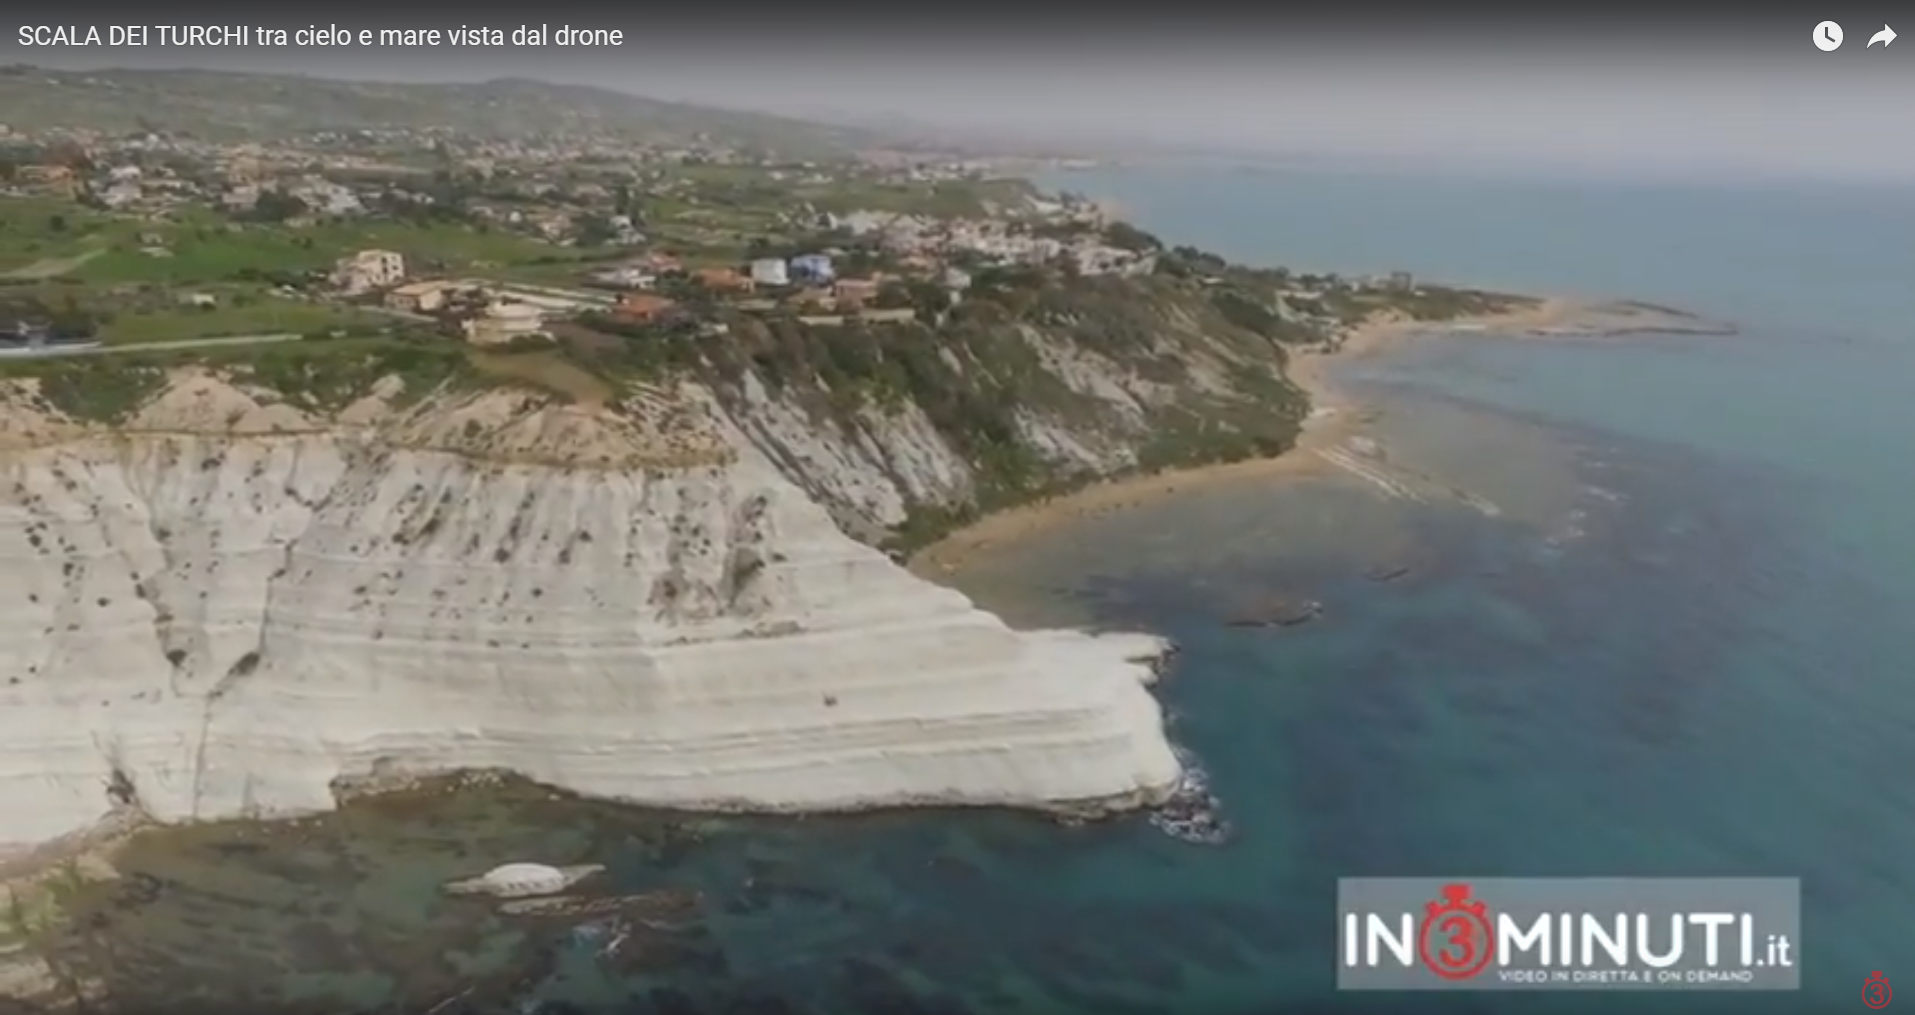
<box><xmin>908</xmin><ymin>296</ymin><xmax>1698</xmax><ymax>577</ymax></box>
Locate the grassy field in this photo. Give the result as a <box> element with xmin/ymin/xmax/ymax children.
<box><xmin>464</xmin><ymin>255</ymin><xmax>631</xmax><ymax>288</ymax></box>
<box><xmin>471</xmin><ymin>348</ymin><xmax>615</xmax><ymax>405</ymax></box>
<box><xmin>0</xmin><ymin>332</ymin><xmax>628</xmax><ymax>424</ymax></box>
<box><xmin>68</xmin><ymin>217</ymin><xmax>593</xmax><ymax>287</ymax></box>
<box><xmin>0</xmin><ymin>199</ymin><xmax>601</xmax><ymax>287</ymax></box>
<box><xmin>0</xmin><ymin>198</ymin><xmax>601</xmax><ymax>342</ymax></box>
<box><xmin>0</xmin><ymin>198</ymin><xmax>141</xmax><ymax>276</ymax></box>
<box><xmin>1</xmin><ymin>278</ymin><xmax>395</xmax><ymax>345</ymax></box>
<box><xmin>0</xmin><ymin>335</ymin><xmax>478</xmax><ymax>422</ymax></box>
<box><xmin>94</xmin><ymin>298</ymin><xmax>386</xmax><ymax>344</ymax></box>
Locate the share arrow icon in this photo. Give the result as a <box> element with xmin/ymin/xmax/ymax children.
<box><xmin>1869</xmin><ymin>24</ymin><xmax>1896</xmax><ymax>47</ymax></box>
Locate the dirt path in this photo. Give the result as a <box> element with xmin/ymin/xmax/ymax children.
<box><xmin>1</xmin><ymin>248</ymin><xmax>106</xmax><ymax>281</ymax></box>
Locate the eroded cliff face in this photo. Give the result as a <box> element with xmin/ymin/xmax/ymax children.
<box><xmin>0</xmin><ymin>371</ymin><xmax>1180</xmax><ymax>854</ymax></box>
<box><xmin>703</xmin><ymin>283</ymin><xmax>1310</xmax><ymax>543</ymax></box>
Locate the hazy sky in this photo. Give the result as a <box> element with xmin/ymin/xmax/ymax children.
<box><xmin>611</xmin><ymin>52</ymin><xmax>1912</xmax><ymax>184</ymax></box>
<box><xmin>13</xmin><ymin>12</ymin><xmax>1913</xmax><ymax>184</ymax></box>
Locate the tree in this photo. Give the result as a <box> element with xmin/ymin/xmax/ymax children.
<box><xmin>873</xmin><ymin>283</ymin><xmax>914</xmax><ymax>310</ymax></box>
<box><xmin>248</xmin><ymin>190</ymin><xmax>309</xmax><ymax>223</ymax></box>
<box><xmin>1160</xmin><ymin>245</ymin><xmax>1230</xmax><ymax>278</ymax></box>
<box><xmin>838</xmin><ymin>247</ymin><xmax>882</xmax><ymax>276</ymax></box>
<box><xmin>48</xmin><ymin>295</ymin><xmax>96</xmax><ymax>338</ymax></box>
<box><xmin>613</xmin><ymin>181</ymin><xmax>647</xmax><ymax>223</ymax></box>
<box><xmin>574</xmin><ymin>215</ymin><xmax>619</xmax><ymax>247</ymax></box>
<box><xmin>902</xmin><ymin>281</ymin><xmax>950</xmax><ymax>325</ymax></box>
<box><xmin>47</xmin><ymin>214</ymin><xmax>66</xmax><ymax>233</ymax></box>
<box><xmin>1103</xmin><ymin>221</ymin><xmax>1162</xmax><ymax>253</ymax></box>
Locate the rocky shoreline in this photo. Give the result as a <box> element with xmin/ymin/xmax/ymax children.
<box><xmin>0</xmin><ymin>274</ymin><xmax>1730</xmax><ymax>1009</ymax></box>
<box><xmin>0</xmin><ymin>376</ymin><xmax>1184</xmax><ymax>876</ymax></box>
<box><xmin>1443</xmin><ymin>298</ymin><xmax>1738</xmax><ymax>340</ymax></box>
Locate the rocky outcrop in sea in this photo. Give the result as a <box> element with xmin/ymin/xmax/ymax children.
<box><xmin>1148</xmin><ymin>745</ymin><xmax>1231</xmax><ymax>845</ymax></box>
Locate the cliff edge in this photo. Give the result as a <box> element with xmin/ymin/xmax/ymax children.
<box><xmin>0</xmin><ymin>368</ymin><xmax>1180</xmax><ymax>856</ymax></box>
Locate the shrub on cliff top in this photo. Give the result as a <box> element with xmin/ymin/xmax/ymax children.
<box><xmin>0</xmin><ymin>355</ymin><xmax>168</xmax><ymax>424</ymax></box>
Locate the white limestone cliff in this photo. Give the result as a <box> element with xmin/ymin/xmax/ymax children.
<box><xmin>0</xmin><ymin>371</ymin><xmax>1181</xmax><ymax>854</ymax></box>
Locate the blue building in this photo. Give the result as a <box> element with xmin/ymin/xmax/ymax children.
<box><xmin>789</xmin><ymin>253</ymin><xmax>835</xmax><ymax>284</ymax></box>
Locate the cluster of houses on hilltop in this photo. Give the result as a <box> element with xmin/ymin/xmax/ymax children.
<box><xmin>598</xmin><ymin>249</ymin><xmax>925</xmax><ymax>329</ymax></box>
<box><xmin>324</xmin><ymin>247</ymin><xmax>571</xmax><ymax>346</ymax></box>
<box><xmin>745</xmin><ymin>252</ymin><xmax>836</xmax><ymax>288</ymax></box>
<box><xmin>828</xmin><ymin>211</ymin><xmax>1154</xmax><ymax>277</ymax></box>
<box><xmin>583</xmin><ymin>250</ymin><xmax>841</xmax><ymax>294</ymax></box>
<box><xmin>218</xmin><ymin>175</ymin><xmax>367</xmax><ymax>217</ymax></box>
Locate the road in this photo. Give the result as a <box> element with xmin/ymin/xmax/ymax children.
<box><xmin>0</xmin><ymin>333</ymin><xmax>304</xmax><ymax>359</ymax></box>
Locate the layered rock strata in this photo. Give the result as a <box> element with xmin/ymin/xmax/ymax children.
<box><xmin>0</xmin><ymin>372</ymin><xmax>1181</xmax><ymax>853</ymax></box>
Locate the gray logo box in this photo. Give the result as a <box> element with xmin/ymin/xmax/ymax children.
<box><xmin>1337</xmin><ymin>877</ymin><xmax>1800</xmax><ymax>991</ymax></box>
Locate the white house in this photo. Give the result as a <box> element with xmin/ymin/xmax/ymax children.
<box><xmin>749</xmin><ymin>258</ymin><xmax>789</xmax><ymax>287</ymax></box>
<box><xmin>587</xmin><ymin>265</ymin><xmax>657</xmax><ymax>290</ymax></box>
<box><xmin>331</xmin><ymin>249</ymin><xmax>406</xmax><ymax>294</ymax></box>
<box><xmin>221</xmin><ymin>185</ymin><xmax>260</xmax><ymax>212</ymax></box>
<box><xmin>385</xmin><ymin>280</ymin><xmax>452</xmax><ymax>313</ymax></box>
<box><xmin>463</xmin><ymin>301</ymin><xmax>544</xmax><ymax>345</ymax></box>
<box><xmin>291</xmin><ymin>180</ymin><xmax>364</xmax><ymax>216</ymax></box>
<box><xmin>98</xmin><ymin>182</ymin><xmax>143</xmax><ymax>209</ymax></box>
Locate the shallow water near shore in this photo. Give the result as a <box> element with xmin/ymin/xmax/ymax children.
<box><xmin>35</xmin><ymin>332</ymin><xmax>1912</xmax><ymax>1014</ymax></box>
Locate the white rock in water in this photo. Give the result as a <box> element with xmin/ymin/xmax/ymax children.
<box><xmin>477</xmin><ymin>863</ymin><xmax>565</xmax><ymax>897</ymax></box>
<box><xmin>443</xmin><ymin>861</ymin><xmax>603</xmax><ymax>898</ymax></box>
<box><xmin>0</xmin><ymin>378</ymin><xmax>1182</xmax><ymax>853</ymax></box>
<box><xmin>485</xmin><ymin>863</ymin><xmax>565</xmax><ymax>895</ymax></box>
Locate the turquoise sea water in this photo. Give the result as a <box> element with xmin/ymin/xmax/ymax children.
<box><xmin>1057</xmin><ymin>164</ymin><xmax>1914</xmax><ymax>342</ymax></box>
<box><xmin>72</xmin><ymin>167</ymin><xmax>1915</xmax><ymax>1014</ymax></box>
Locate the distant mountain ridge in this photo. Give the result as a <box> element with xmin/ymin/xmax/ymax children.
<box><xmin>0</xmin><ymin>66</ymin><xmax>880</xmax><ymax>151</ymax></box>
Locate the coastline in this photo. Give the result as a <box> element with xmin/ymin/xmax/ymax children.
<box><xmin>0</xmin><ymin>288</ymin><xmax>1722</xmax><ymax>1004</ymax></box>
<box><xmin>908</xmin><ymin>296</ymin><xmax>1721</xmax><ymax>577</ymax></box>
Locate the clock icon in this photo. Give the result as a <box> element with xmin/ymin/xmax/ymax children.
<box><xmin>1814</xmin><ymin>20</ymin><xmax>1844</xmax><ymax>51</ymax></box>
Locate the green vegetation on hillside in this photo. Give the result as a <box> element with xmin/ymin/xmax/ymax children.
<box><xmin>0</xmin><ymin>336</ymin><xmax>475</xmax><ymax>424</ymax></box>
<box><xmin>0</xmin><ymin>151</ymin><xmax>1530</xmax><ymax>554</ymax></box>
<box><xmin>0</xmin><ymin>253</ymin><xmax>1521</xmax><ymax>549</ymax></box>
<box><xmin>0</xmin><ymin>195</ymin><xmax>595</xmax><ymax>345</ymax></box>
<box><xmin>555</xmin><ymin>271</ymin><xmax>1314</xmax><ymax>547</ymax></box>
<box><xmin>67</xmin><ymin>219</ymin><xmax>568</xmax><ymax>287</ymax></box>
<box><xmin>0</xmin><ymin>68</ymin><xmax>877</xmax><ymax>152</ymax></box>
<box><xmin>3</xmin><ymin>267</ymin><xmax>1314</xmax><ymax>520</ymax></box>
<box><xmin>0</xmin><ymin>197</ymin><xmax>123</xmax><ymax>276</ymax></box>
<box><xmin>0</xmin><ymin>197</ymin><xmax>596</xmax><ymax>288</ymax></box>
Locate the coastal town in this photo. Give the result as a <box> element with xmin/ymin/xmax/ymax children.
<box><xmin>0</xmin><ymin>119</ymin><xmax>1452</xmax><ymax>358</ymax></box>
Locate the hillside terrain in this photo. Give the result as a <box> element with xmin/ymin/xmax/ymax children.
<box><xmin>0</xmin><ymin>67</ymin><xmax>876</xmax><ymax>151</ymax></box>
<box><xmin>0</xmin><ymin>265</ymin><xmax>1518</xmax><ymax>546</ymax></box>
<box><xmin>0</xmin><ymin>216</ymin><xmax>1548</xmax><ymax>1013</ymax></box>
